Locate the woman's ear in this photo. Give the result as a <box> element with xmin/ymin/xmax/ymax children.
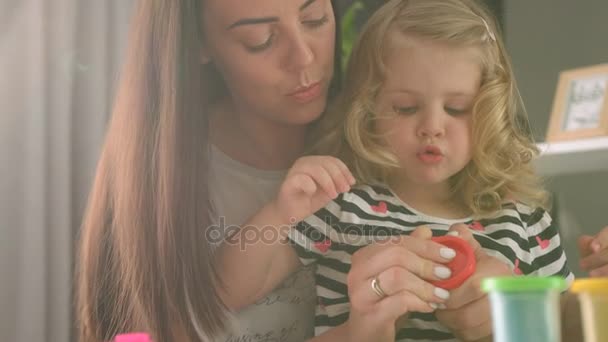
<box><xmin>200</xmin><ymin>44</ymin><xmax>211</xmax><ymax>64</ymax></box>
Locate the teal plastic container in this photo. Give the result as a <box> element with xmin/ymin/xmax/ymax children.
<box><xmin>482</xmin><ymin>276</ymin><xmax>567</xmax><ymax>342</ymax></box>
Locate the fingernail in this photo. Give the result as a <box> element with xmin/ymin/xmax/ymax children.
<box><xmin>434</xmin><ymin>287</ymin><xmax>450</xmax><ymax>300</ymax></box>
<box><xmin>440</xmin><ymin>247</ymin><xmax>456</xmax><ymax>259</ymax></box>
<box><xmin>429</xmin><ymin>302</ymin><xmax>438</xmax><ymax>310</ymax></box>
<box><xmin>434</xmin><ymin>266</ymin><xmax>452</xmax><ymax>279</ymax></box>
<box><xmin>447</xmin><ymin>231</ymin><xmax>459</xmax><ymax>237</ymax></box>
<box><xmin>438</xmin><ymin>303</ymin><xmax>447</xmax><ymax>310</ymax></box>
<box><xmin>591</xmin><ymin>241</ymin><xmax>601</xmax><ymax>253</ymax></box>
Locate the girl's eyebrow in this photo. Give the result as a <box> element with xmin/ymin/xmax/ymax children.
<box><xmin>227</xmin><ymin>0</ymin><xmax>318</xmax><ymax>30</ymax></box>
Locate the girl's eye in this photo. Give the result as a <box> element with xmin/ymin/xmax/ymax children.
<box><xmin>303</xmin><ymin>15</ymin><xmax>329</xmax><ymax>28</ymax></box>
<box><xmin>246</xmin><ymin>33</ymin><xmax>275</xmax><ymax>53</ymax></box>
<box><xmin>445</xmin><ymin>107</ymin><xmax>469</xmax><ymax>116</ymax></box>
<box><xmin>393</xmin><ymin>106</ymin><xmax>417</xmax><ymax>115</ymax></box>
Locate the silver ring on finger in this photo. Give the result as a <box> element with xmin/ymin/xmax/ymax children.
<box><xmin>371</xmin><ymin>276</ymin><xmax>387</xmax><ymax>299</ymax></box>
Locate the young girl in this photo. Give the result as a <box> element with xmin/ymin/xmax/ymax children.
<box><xmin>217</xmin><ymin>0</ymin><xmax>601</xmax><ymax>340</ymax></box>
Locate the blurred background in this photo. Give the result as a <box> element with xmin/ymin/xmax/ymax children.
<box><xmin>1</xmin><ymin>1</ymin><xmax>607</xmax><ymax>341</ymax></box>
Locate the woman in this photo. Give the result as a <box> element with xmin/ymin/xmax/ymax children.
<box><xmin>77</xmin><ymin>0</ymin><xmax>340</xmax><ymax>341</ymax></box>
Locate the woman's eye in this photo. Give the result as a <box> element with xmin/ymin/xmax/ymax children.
<box><xmin>246</xmin><ymin>34</ymin><xmax>275</xmax><ymax>53</ymax></box>
<box><xmin>393</xmin><ymin>106</ymin><xmax>417</xmax><ymax>115</ymax></box>
<box><xmin>445</xmin><ymin>107</ymin><xmax>468</xmax><ymax>116</ymax></box>
<box><xmin>303</xmin><ymin>15</ymin><xmax>329</xmax><ymax>28</ymax></box>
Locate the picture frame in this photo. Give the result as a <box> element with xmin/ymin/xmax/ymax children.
<box><xmin>546</xmin><ymin>64</ymin><xmax>608</xmax><ymax>142</ymax></box>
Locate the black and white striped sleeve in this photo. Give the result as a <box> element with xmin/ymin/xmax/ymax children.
<box><xmin>526</xmin><ymin>207</ymin><xmax>575</xmax><ymax>285</ymax></box>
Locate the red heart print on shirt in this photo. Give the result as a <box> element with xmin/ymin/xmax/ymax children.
<box><xmin>514</xmin><ymin>259</ymin><xmax>523</xmax><ymax>275</ymax></box>
<box><xmin>371</xmin><ymin>201</ymin><xmax>388</xmax><ymax>214</ymax></box>
<box><xmin>469</xmin><ymin>221</ymin><xmax>485</xmax><ymax>232</ymax></box>
<box><xmin>314</xmin><ymin>239</ymin><xmax>332</xmax><ymax>253</ymax></box>
<box><xmin>535</xmin><ymin>236</ymin><xmax>550</xmax><ymax>249</ymax></box>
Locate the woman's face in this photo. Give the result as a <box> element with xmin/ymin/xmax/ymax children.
<box><xmin>202</xmin><ymin>0</ymin><xmax>336</xmax><ymax>126</ymax></box>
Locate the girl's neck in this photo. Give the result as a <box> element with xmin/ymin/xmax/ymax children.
<box><xmin>389</xmin><ymin>177</ymin><xmax>470</xmax><ymax>219</ymax></box>
<box><xmin>210</xmin><ymin>100</ymin><xmax>308</xmax><ymax>171</ymax></box>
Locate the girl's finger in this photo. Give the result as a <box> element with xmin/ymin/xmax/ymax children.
<box><xmin>332</xmin><ymin>157</ymin><xmax>356</xmax><ymax>185</ymax></box>
<box><xmin>321</xmin><ymin>158</ymin><xmax>351</xmax><ymax>193</ymax></box>
<box><xmin>289</xmin><ymin>173</ymin><xmax>317</xmax><ymax>196</ymax></box>
<box><xmin>302</xmin><ymin>164</ymin><xmax>338</xmax><ymax>199</ymax></box>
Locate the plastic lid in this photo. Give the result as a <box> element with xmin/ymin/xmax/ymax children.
<box><xmin>481</xmin><ymin>276</ymin><xmax>567</xmax><ymax>293</ymax></box>
<box><xmin>430</xmin><ymin>235</ymin><xmax>476</xmax><ymax>289</ymax></box>
<box><xmin>570</xmin><ymin>278</ymin><xmax>608</xmax><ymax>294</ymax></box>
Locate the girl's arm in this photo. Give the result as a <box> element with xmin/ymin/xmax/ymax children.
<box><xmin>215</xmin><ymin>202</ymin><xmax>302</xmax><ymax>311</ymax></box>
<box><xmin>215</xmin><ymin>156</ymin><xmax>355</xmax><ymax>311</ymax></box>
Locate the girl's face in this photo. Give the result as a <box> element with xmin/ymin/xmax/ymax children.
<box><xmin>201</xmin><ymin>0</ymin><xmax>335</xmax><ymax>125</ymax></box>
<box><xmin>375</xmin><ymin>33</ymin><xmax>482</xmax><ymax>190</ymax></box>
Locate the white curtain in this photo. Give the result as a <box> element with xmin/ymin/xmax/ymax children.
<box><xmin>0</xmin><ymin>0</ymin><xmax>134</xmax><ymax>341</ymax></box>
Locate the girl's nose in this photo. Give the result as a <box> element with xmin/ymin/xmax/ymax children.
<box><xmin>417</xmin><ymin>112</ymin><xmax>445</xmax><ymax>139</ymax></box>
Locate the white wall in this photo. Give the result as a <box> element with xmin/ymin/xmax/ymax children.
<box><xmin>505</xmin><ymin>1</ymin><xmax>608</xmax><ymax>275</ymax></box>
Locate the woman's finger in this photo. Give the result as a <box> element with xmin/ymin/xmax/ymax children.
<box><xmin>350</xmin><ymin>241</ymin><xmax>455</xmax><ymax>285</ymax></box>
<box><xmin>447</xmin><ymin>223</ymin><xmax>484</xmax><ymax>259</ymax></box>
<box><xmin>374</xmin><ymin>290</ymin><xmax>436</xmax><ymax>322</ymax></box>
<box><xmin>349</xmin><ymin>267</ymin><xmax>450</xmax><ymax>308</ymax></box>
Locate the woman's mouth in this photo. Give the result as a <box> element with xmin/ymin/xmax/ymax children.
<box><xmin>287</xmin><ymin>82</ymin><xmax>322</xmax><ymax>103</ymax></box>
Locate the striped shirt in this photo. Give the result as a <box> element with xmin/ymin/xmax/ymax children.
<box><xmin>288</xmin><ymin>185</ymin><xmax>574</xmax><ymax>341</ymax></box>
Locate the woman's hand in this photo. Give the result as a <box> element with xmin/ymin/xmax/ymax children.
<box><xmin>272</xmin><ymin>156</ymin><xmax>356</xmax><ymax>224</ymax></box>
<box><xmin>434</xmin><ymin>224</ymin><xmax>512</xmax><ymax>342</ymax></box>
<box><xmin>579</xmin><ymin>226</ymin><xmax>608</xmax><ymax>277</ymax></box>
<box><xmin>345</xmin><ymin>227</ymin><xmax>455</xmax><ymax>342</ymax></box>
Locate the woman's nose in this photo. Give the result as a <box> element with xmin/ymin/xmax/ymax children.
<box><xmin>284</xmin><ymin>32</ymin><xmax>314</xmax><ymax>71</ymax></box>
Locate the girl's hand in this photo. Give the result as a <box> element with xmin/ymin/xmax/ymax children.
<box><xmin>579</xmin><ymin>226</ymin><xmax>608</xmax><ymax>277</ymax></box>
<box><xmin>346</xmin><ymin>227</ymin><xmax>455</xmax><ymax>342</ymax></box>
<box><xmin>272</xmin><ymin>156</ymin><xmax>355</xmax><ymax>224</ymax></box>
<box><xmin>434</xmin><ymin>224</ymin><xmax>511</xmax><ymax>342</ymax></box>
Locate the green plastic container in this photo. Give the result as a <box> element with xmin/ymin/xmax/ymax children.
<box><xmin>482</xmin><ymin>276</ymin><xmax>567</xmax><ymax>342</ymax></box>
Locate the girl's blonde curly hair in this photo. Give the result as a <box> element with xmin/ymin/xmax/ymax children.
<box><xmin>310</xmin><ymin>0</ymin><xmax>548</xmax><ymax>217</ymax></box>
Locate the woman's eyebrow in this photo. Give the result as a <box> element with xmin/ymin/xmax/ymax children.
<box><xmin>227</xmin><ymin>0</ymin><xmax>318</xmax><ymax>30</ymax></box>
<box><xmin>227</xmin><ymin>17</ymin><xmax>278</xmax><ymax>30</ymax></box>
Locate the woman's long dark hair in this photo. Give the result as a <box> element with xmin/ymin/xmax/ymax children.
<box><xmin>76</xmin><ymin>1</ymin><xmax>341</xmax><ymax>341</ymax></box>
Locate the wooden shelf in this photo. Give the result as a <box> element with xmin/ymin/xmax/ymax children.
<box><xmin>535</xmin><ymin>137</ymin><xmax>608</xmax><ymax>176</ymax></box>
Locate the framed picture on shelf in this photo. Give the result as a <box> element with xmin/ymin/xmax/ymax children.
<box><xmin>546</xmin><ymin>64</ymin><xmax>608</xmax><ymax>142</ymax></box>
